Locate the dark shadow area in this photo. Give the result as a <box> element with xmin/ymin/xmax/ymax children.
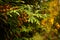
<box><xmin>0</xmin><ymin>16</ymin><xmax>10</xmax><ymax>40</ymax></box>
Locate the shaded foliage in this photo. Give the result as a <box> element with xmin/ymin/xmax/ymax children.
<box><xmin>0</xmin><ymin>0</ymin><xmax>60</xmax><ymax>40</ymax></box>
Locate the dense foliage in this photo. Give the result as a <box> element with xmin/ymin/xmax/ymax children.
<box><xmin>0</xmin><ymin>0</ymin><xmax>60</xmax><ymax>40</ymax></box>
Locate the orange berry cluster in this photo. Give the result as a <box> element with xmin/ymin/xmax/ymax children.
<box><xmin>0</xmin><ymin>4</ymin><xmax>11</xmax><ymax>13</ymax></box>
<box><xmin>17</xmin><ymin>11</ymin><xmax>29</xmax><ymax>26</ymax></box>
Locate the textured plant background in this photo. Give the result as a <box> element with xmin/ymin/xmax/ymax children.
<box><xmin>0</xmin><ymin>0</ymin><xmax>60</xmax><ymax>40</ymax></box>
